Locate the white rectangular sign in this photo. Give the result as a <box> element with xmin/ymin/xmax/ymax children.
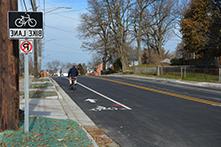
<box><xmin>10</xmin><ymin>29</ymin><xmax>43</xmax><ymax>39</ymax></box>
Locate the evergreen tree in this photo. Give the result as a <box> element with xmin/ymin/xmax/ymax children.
<box><xmin>181</xmin><ymin>0</ymin><xmax>210</xmax><ymax>58</ymax></box>
<box><xmin>181</xmin><ymin>0</ymin><xmax>221</xmax><ymax>65</ymax></box>
<box><xmin>207</xmin><ymin>2</ymin><xmax>221</xmax><ymax>59</ymax></box>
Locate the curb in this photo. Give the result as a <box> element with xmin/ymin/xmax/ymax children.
<box><xmin>107</xmin><ymin>74</ymin><xmax>221</xmax><ymax>90</ymax></box>
<box><xmin>50</xmin><ymin>78</ymin><xmax>99</xmax><ymax>147</ymax></box>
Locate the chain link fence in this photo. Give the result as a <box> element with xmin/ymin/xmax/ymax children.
<box><xmin>133</xmin><ymin>66</ymin><xmax>221</xmax><ymax>82</ymax></box>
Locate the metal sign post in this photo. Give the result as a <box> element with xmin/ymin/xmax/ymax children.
<box><xmin>24</xmin><ymin>53</ymin><xmax>29</xmax><ymax>133</ymax></box>
<box><xmin>19</xmin><ymin>39</ymin><xmax>33</xmax><ymax>133</ymax></box>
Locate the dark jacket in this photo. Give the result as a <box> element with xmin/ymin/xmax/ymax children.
<box><xmin>68</xmin><ymin>67</ymin><xmax>79</xmax><ymax>77</ymax></box>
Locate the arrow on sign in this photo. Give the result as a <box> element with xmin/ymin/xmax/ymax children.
<box><xmin>19</xmin><ymin>39</ymin><xmax>33</xmax><ymax>54</ymax></box>
<box><xmin>85</xmin><ymin>99</ymin><xmax>97</xmax><ymax>104</ymax></box>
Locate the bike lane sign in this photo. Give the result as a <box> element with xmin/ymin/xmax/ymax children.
<box><xmin>8</xmin><ymin>12</ymin><xmax>43</xmax><ymax>39</ymax></box>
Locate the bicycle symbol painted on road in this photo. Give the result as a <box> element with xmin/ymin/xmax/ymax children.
<box><xmin>15</xmin><ymin>14</ymin><xmax>37</xmax><ymax>27</ymax></box>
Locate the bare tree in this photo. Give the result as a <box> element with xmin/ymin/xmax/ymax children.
<box><xmin>79</xmin><ymin>0</ymin><xmax>113</xmax><ymax>70</ymax></box>
<box><xmin>80</xmin><ymin>0</ymin><xmax>134</xmax><ymax>72</ymax></box>
<box><xmin>141</xmin><ymin>0</ymin><xmax>178</xmax><ymax>64</ymax></box>
<box><xmin>46</xmin><ymin>60</ymin><xmax>64</xmax><ymax>73</ymax></box>
<box><xmin>173</xmin><ymin>0</ymin><xmax>190</xmax><ymax>39</ymax></box>
<box><xmin>132</xmin><ymin>0</ymin><xmax>155</xmax><ymax>64</ymax></box>
<box><xmin>104</xmin><ymin>0</ymin><xmax>134</xmax><ymax>71</ymax></box>
<box><xmin>142</xmin><ymin>47</ymin><xmax>172</xmax><ymax>64</ymax></box>
<box><xmin>80</xmin><ymin>0</ymin><xmax>183</xmax><ymax>69</ymax></box>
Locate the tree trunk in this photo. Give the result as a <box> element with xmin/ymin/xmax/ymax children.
<box><xmin>137</xmin><ymin>37</ymin><xmax>142</xmax><ymax>64</ymax></box>
<box><xmin>120</xmin><ymin>46</ymin><xmax>129</xmax><ymax>72</ymax></box>
<box><xmin>121</xmin><ymin>56</ymin><xmax>129</xmax><ymax>72</ymax></box>
<box><xmin>137</xmin><ymin>12</ymin><xmax>143</xmax><ymax>65</ymax></box>
<box><xmin>102</xmin><ymin>45</ymin><xmax>108</xmax><ymax>71</ymax></box>
<box><xmin>0</xmin><ymin>0</ymin><xmax>19</xmax><ymax>131</ymax></box>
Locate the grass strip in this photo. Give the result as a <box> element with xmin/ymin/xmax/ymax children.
<box><xmin>31</xmin><ymin>83</ymin><xmax>53</xmax><ymax>89</ymax></box>
<box><xmin>137</xmin><ymin>72</ymin><xmax>219</xmax><ymax>83</ymax></box>
<box><xmin>29</xmin><ymin>91</ymin><xmax>57</xmax><ymax>98</ymax></box>
<box><xmin>32</xmin><ymin>78</ymin><xmax>50</xmax><ymax>82</ymax></box>
<box><xmin>0</xmin><ymin>117</ymin><xmax>92</xmax><ymax>147</ymax></box>
<box><xmin>20</xmin><ymin>91</ymin><xmax>57</xmax><ymax>98</ymax></box>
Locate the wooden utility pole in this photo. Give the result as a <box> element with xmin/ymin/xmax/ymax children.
<box><xmin>31</xmin><ymin>0</ymin><xmax>39</xmax><ymax>78</ymax></box>
<box><xmin>0</xmin><ymin>0</ymin><xmax>19</xmax><ymax>131</ymax></box>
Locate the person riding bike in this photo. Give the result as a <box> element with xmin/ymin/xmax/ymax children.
<box><xmin>68</xmin><ymin>65</ymin><xmax>79</xmax><ymax>87</ymax></box>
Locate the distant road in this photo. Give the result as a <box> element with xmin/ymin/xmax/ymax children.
<box><xmin>54</xmin><ymin>76</ymin><xmax>221</xmax><ymax>147</ymax></box>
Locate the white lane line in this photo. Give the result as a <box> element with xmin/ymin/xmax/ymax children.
<box><xmin>78</xmin><ymin>82</ymin><xmax>132</xmax><ymax>110</ymax></box>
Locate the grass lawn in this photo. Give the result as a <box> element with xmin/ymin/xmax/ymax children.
<box><xmin>31</xmin><ymin>83</ymin><xmax>53</xmax><ymax>89</ymax></box>
<box><xmin>137</xmin><ymin>72</ymin><xmax>219</xmax><ymax>83</ymax></box>
<box><xmin>160</xmin><ymin>72</ymin><xmax>219</xmax><ymax>82</ymax></box>
<box><xmin>0</xmin><ymin>117</ymin><xmax>92</xmax><ymax>147</ymax></box>
<box><xmin>160</xmin><ymin>72</ymin><xmax>182</xmax><ymax>80</ymax></box>
<box><xmin>32</xmin><ymin>78</ymin><xmax>50</xmax><ymax>82</ymax></box>
<box><xmin>29</xmin><ymin>91</ymin><xmax>58</xmax><ymax>98</ymax></box>
<box><xmin>184</xmin><ymin>73</ymin><xmax>219</xmax><ymax>82</ymax></box>
<box><xmin>20</xmin><ymin>91</ymin><xmax>57</xmax><ymax>98</ymax></box>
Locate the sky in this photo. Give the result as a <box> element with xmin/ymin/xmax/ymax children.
<box><xmin>18</xmin><ymin>0</ymin><xmax>181</xmax><ymax>69</ymax></box>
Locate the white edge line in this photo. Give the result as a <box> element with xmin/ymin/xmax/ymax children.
<box><xmin>78</xmin><ymin>82</ymin><xmax>132</xmax><ymax>110</ymax></box>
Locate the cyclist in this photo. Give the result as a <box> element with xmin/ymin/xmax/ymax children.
<box><xmin>68</xmin><ymin>65</ymin><xmax>79</xmax><ymax>87</ymax></box>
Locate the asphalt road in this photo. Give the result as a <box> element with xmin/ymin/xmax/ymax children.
<box><xmin>54</xmin><ymin>76</ymin><xmax>221</xmax><ymax>147</ymax></box>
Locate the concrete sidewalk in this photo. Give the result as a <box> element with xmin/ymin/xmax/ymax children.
<box><xmin>20</xmin><ymin>79</ymin><xmax>67</xmax><ymax>119</ymax></box>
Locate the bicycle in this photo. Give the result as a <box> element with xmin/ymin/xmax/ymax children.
<box><xmin>69</xmin><ymin>77</ymin><xmax>77</xmax><ymax>90</ymax></box>
<box><xmin>15</xmin><ymin>14</ymin><xmax>37</xmax><ymax>27</ymax></box>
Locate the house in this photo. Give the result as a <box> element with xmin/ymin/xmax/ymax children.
<box><xmin>94</xmin><ymin>63</ymin><xmax>103</xmax><ymax>76</ymax></box>
<box><xmin>87</xmin><ymin>63</ymin><xmax>103</xmax><ymax>76</ymax></box>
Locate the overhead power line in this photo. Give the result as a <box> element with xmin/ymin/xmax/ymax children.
<box><xmin>45</xmin><ymin>25</ymin><xmax>75</xmax><ymax>33</ymax></box>
<box><xmin>20</xmin><ymin>0</ymin><xmax>24</xmax><ymax>10</ymax></box>
<box><xmin>22</xmin><ymin>0</ymin><xmax>28</xmax><ymax>11</ymax></box>
<box><xmin>48</xmin><ymin>13</ymin><xmax>77</xmax><ymax>22</ymax></box>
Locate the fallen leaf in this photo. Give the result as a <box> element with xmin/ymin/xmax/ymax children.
<box><xmin>57</xmin><ymin>138</ymin><xmax>64</xmax><ymax>142</ymax></box>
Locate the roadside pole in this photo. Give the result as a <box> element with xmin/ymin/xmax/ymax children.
<box><xmin>157</xmin><ymin>66</ymin><xmax>160</xmax><ymax>76</ymax></box>
<box><xmin>24</xmin><ymin>53</ymin><xmax>29</xmax><ymax>132</ymax></box>
<box><xmin>181</xmin><ymin>67</ymin><xmax>183</xmax><ymax>79</ymax></box>
<box><xmin>19</xmin><ymin>39</ymin><xmax>34</xmax><ymax>133</ymax></box>
<box><xmin>9</xmin><ymin>10</ymin><xmax>43</xmax><ymax>132</ymax></box>
<box><xmin>219</xmin><ymin>68</ymin><xmax>221</xmax><ymax>82</ymax></box>
<box><xmin>30</xmin><ymin>0</ymin><xmax>39</xmax><ymax>78</ymax></box>
<box><xmin>184</xmin><ymin>66</ymin><xmax>187</xmax><ymax>78</ymax></box>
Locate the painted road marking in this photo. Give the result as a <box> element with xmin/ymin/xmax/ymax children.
<box><xmin>78</xmin><ymin>82</ymin><xmax>132</xmax><ymax>110</ymax></box>
<box><xmin>90</xmin><ymin>105</ymin><xmax>127</xmax><ymax>112</ymax></box>
<box><xmin>99</xmin><ymin>77</ymin><xmax>221</xmax><ymax>107</ymax></box>
<box><xmin>85</xmin><ymin>98</ymin><xmax>97</xmax><ymax>103</ymax></box>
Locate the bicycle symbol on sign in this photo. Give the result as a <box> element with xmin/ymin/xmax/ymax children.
<box><xmin>15</xmin><ymin>14</ymin><xmax>37</xmax><ymax>27</ymax></box>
